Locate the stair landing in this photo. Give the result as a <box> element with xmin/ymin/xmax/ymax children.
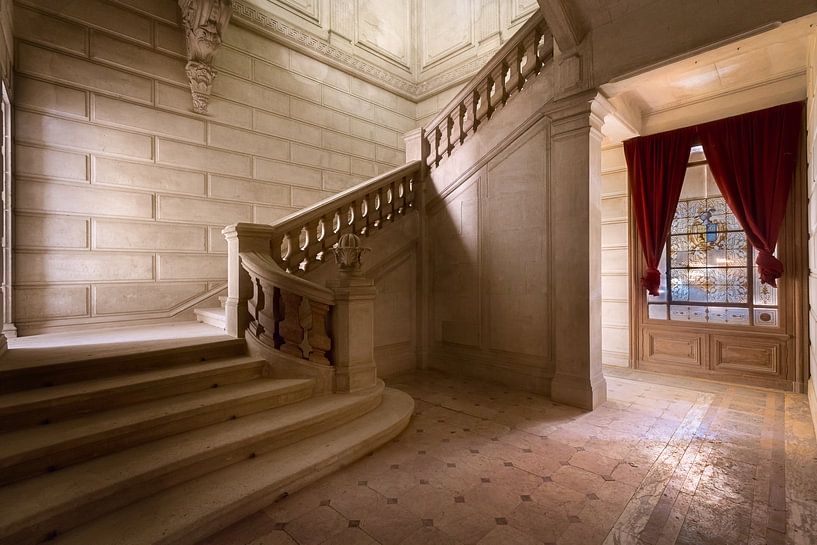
<box><xmin>3</xmin><ymin>322</ymin><xmax>233</xmax><ymax>370</ymax></box>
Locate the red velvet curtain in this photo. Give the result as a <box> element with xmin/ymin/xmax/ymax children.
<box><xmin>698</xmin><ymin>102</ymin><xmax>803</xmax><ymax>287</ymax></box>
<box><xmin>624</xmin><ymin>128</ymin><xmax>696</xmax><ymax>296</ymax></box>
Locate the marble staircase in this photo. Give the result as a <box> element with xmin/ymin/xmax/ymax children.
<box><xmin>0</xmin><ymin>332</ymin><xmax>413</xmax><ymax>545</ymax></box>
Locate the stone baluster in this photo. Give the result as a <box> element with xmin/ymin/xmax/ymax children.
<box><xmin>361</xmin><ymin>196</ymin><xmax>371</xmax><ymax>236</ymax></box>
<box><xmin>331</xmin><ymin>233</ymin><xmax>377</xmax><ymax>392</ymax></box>
<box><xmin>425</xmin><ymin>132</ymin><xmax>436</xmax><ymax>167</ymax></box>
<box><xmin>257</xmin><ymin>277</ymin><xmax>279</xmax><ymax>348</ymax></box>
<box><xmin>445</xmin><ymin>114</ymin><xmax>455</xmax><ymax>156</ymax></box>
<box><xmin>246</xmin><ymin>273</ymin><xmax>264</xmax><ymax>339</ymax></box>
<box><xmin>307</xmin><ymin>301</ymin><xmax>332</xmax><ymax>364</ymax></box>
<box><xmin>462</xmin><ymin>93</ymin><xmax>476</xmax><ymax>137</ymax></box>
<box><xmin>521</xmin><ymin>32</ymin><xmax>539</xmax><ymax>80</ymax></box>
<box><xmin>278</xmin><ymin>289</ymin><xmax>305</xmax><ymax>358</ymax></box>
<box><xmin>474</xmin><ymin>85</ymin><xmax>487</xmax><ymax>126</ymax></box>
<box><xmin>505</xmin><ymin>48</ymin><xmax>522</xmax><ymax>94</ymax></box>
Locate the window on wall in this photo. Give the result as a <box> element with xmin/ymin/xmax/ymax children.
<box><xmin>647</xmin><ymin>147</ymin><xmax>779</xmax><ymax>327</ymax></box>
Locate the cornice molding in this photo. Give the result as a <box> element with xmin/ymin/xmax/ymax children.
<box><xmin>233</xmin><ymin>0</ymin><xmax>418</xmax><ymax>97</ymax></box>
<box><xmin>232</xmin><ymin>0</ymin><xmax>515</xmax><ymax>100</ymax></box>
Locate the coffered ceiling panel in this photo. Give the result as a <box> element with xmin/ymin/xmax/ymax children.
<box><xmin>357</xmin><ymin>0</ymin><xmax>411</xmax><ymax>69</ymax></box>
<box><xmin>511</xmin><ymin>0</ymin><xmax>539</xmax><ymax>24</ymax></box>
<box><xmin>420</xmin><ymin>0</ymin><xmax>473</xmax><ymax>69</ymax></box>
<box><xmin>275</xmin><ymin>0</ymin><xmax>321</xmax><ymax>23</ymax></box>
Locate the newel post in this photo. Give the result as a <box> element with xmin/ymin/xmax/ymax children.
<box><xmin>330</xmin><ymin>234</ymin><xmax>378</xmax><ymax>392</ymax></box>
<box><xmin>223</xmin><ymin>223</ymin><xmax>275</xmax><ymax>338</ymax></box>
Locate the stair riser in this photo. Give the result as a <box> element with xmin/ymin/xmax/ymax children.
<box><xmin>0</xmin><ymin>394</ymin><xmax>381</xmax><ymax>545</ymax></box>
<box><xmin>0</xmin><ymin>382</ymin><xmax>313</xmax><ymax>486</ymax></box>
<box><xmin>167</xmin><ymin>405</ymin><xmax>411</xmax><ymax>545</ymax></box>
<box><xmin>0</xmin><ymin>341</ymin><xmax>246</xmax><ymax>394</ymax></box>
<box><xmin>0</xmin><ymin>364</ymin><xmax>265</xmax><ymax>433</ymax></box>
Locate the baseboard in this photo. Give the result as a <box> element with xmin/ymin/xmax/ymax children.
<box><xmin>808</xmin><ymin>378</ymin><xmax>817</xmax><ymax>439</ymax></box>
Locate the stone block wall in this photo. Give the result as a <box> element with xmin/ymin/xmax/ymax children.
<box><xmin>11</xmin><ymin>0</ymin><xmax>415</xmax><ymax>334</ymax></box>
<box><xmin>0</xmin><ymin>0</ymin><xmax>11</xmax><ymax>86</ymax></box>
<box><xmin>600</xmin><ymin>144</ymin><xmax>630</xmax><ymax>367</ymax></box>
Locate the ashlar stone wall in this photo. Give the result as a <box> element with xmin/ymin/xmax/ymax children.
<box><xmin>12</xmin><ymin>0</ymin><xmax>415</xmax><ymax>334</ymax></box>
<box><xmin>600</xmin><ymin>144</ymin><xmax>630</xmax><ymax>367</ymax></box>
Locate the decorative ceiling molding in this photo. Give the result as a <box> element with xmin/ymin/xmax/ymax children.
<box><xmin>232</xmin><ymin>0</ymin><xmax>535</xmax><ymax>100</ymax></box>
<box><xmin>233</xmin><ymin>0</ymin><xmax>418</xmax><ymax>96</ymax></box>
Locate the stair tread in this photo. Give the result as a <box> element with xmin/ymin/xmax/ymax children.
<box><xmin>52</xmin><ymin>388</ymin><xmax>413</xmax><ymax>545</ymax></box>
<box><xmin>0</xmin><ymin>336</ymin><xmax>242</xmax><ymax>376</ymax></box>
<box><xmin>0</xmin><ymin>383</ymin><xmax>382</xmax><ymax>535</ymax></box>
<box><xmin>194</xmin><ymin>308</ymin><xmax>225</xmax><ymax>317</ymax></box>
<box><xmin>0</xmin><ymin>356</ymin><xmax>265</xmax><ymax>414</ymax></box>
<box><xmin>0</xmin><ymin>378</ymin><xmax>313</xmax><ymax>467</ymax></box>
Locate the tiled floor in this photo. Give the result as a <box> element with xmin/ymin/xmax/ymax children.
<box><xmin>198</xmin><ymin>368</ymin><xmax>817</xmax><ymax>545</ymax></box>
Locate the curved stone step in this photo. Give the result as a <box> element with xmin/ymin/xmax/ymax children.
<box><xmin>51</xmin><ymin>387</ymin><xmax>414</xmax><ymax>545</ymax></box>
<box><xmin>0</xmin><ymin>356</ymin><xmax>267</xmax><ymax>432</ymax></box>
<box><xmin>0</xmin><ymin>383</ymin><xmax>388</xmax><ymax>545</ymax></box>
<box><xmin>0</xmin><ymin>377</ymin><xmax>314</xmax><ymax>485</ymax></box>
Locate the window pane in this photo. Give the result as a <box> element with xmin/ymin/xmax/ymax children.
<box><xmin>663</xmin><ymin>186</ymin><xmax>778</xmax><ymax>326</ymax></box>
<box><xmin>648</xmin><ymin>304</ymin><xmax>668</xmax><ymax>320</ymax></box>
<box><xmin>754</xmin><ymin>308</ymin><xmax>778</xmax><ymax>327</ymax></box>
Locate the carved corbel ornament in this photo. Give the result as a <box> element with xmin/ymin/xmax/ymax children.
<box><xmin>332</xmin><ymin>233</ymin><xmax>371</xmax><ymax>277</ymax></box>
<box><xmin>178</xmin><ymin>0</ymin><xmax>233</xmax><ymax>114</ymax></box>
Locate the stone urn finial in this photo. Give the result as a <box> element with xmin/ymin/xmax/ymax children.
<box><xmin>332</xmin><ymin>233</ymin><xmax>370</xmax><ymax>276</ymax></box>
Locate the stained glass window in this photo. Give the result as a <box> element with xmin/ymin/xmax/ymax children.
<box><xmin>647</xmin><ymin>155</ymin><xmax>779</xmax><ymax>327</ymax></box>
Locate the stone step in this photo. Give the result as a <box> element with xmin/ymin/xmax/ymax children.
<box><xmin>194</xmin><ymin>308</ymin><xmax>226</xmax><ymax>330</ymax></box>
<box><xmin>50</xmin><ymin>388</ymin><xmax>413</xmax><ymax>545</ymax></box>
<box><xmin>0</xmin><ymin>377</ymin><xmax>315</xmax><ymax>485</ymax></box>
<box><xmin>0</xmin><ymin>382</ymin><xmax>389</xmax><ymax>545</ymax></box>
<box><xmin>0</xmin><ymin>356</ymin><xmax>267</xmax><ymax>432</ymax></box>
<box><xmin>0</xmin><ymin>338</ymin><xmax>246</xmax><ymax>394</ymax></box>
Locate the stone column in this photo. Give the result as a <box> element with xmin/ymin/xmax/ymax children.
<box><xmin>547</xmin><ymin>93</ymin><xmax>608</xmax><ymax>410</ymax></box>
<box><xmin>404</xmin><ymin>128</ymin><xmax>431</xmax><ymax>370</ymax></box>
<box><xmin>223</xmin><ymin>223</ymin><xmax>275</xmax><ymax>338</ymax></box>
<box><xmin>331</xmin><ymin>234</ymin><xmax>378</xmax><ymax>392</ymax></box>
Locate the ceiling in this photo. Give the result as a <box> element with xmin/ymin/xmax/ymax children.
<box><xmin>598</xmin><ymin>12</ymin><xmax>817</xmax><ymax>140</ymax></box>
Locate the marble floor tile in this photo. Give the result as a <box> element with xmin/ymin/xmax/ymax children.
<box><xmin>199</xmin><ymin>369</ymin><xmax>817</xmax><ymax>545</ymax></box>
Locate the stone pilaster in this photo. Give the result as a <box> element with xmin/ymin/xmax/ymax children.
<box><xmin>547</xmin><ymin>93</ymin><xmax>609</xmax><ymax>410</ymax></box>
<box><xmin>223</xmin><ymin>223</ymin><xmax>274</xmax><ymax>338</ymax></box>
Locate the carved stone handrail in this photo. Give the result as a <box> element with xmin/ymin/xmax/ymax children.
<box><xmin>269</xmin><ymin>161</ymin><xmax>421</xmax><ymax>274</ymax></box>
<box><xmin>240</xmin><ymin>250</ymin><xmax>335</xmax><ymax>365</ymax></box>
<box><xmin>423</xmin><ymin>12</ymin><xmax>552</xmax><ymax>168</ymax></box>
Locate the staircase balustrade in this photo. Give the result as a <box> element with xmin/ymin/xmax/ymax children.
<box><xmin>222</xmin><ymin>11</ymin><xmax>551</xmax><ymax>390</ymax></box>
<box><xmin>240</xmin><ymin>251</ymin><xmax>335</xmax><ymax>365</ymax></box>
<box><xmin>272</xmin><ymin>162</ymin><xmax>420</xmax><ymax>274</ymax></box>
<box><xmin>223</xmin><ymin>162</ymin><xmax>420</xmax><ymax>391</ymax></box>
<box><xmin>423</xmin><ymin>13</ymin><xmax>552</xmax><ymax>168</ymax></box>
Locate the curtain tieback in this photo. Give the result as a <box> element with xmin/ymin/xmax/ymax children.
<box><xmin>641</xmin><ymin>267</ymin><xmax>661</xmax><ymax>297</ymax></box>
<box><xmin>755</xmin><ymin>250</ymin><xmax>783</xmax><ymax>287</ymax></box>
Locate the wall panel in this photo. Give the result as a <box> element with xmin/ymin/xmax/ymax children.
<box><xmin>11</xmin><ymin>0</ymin><xmax>411</xmax><ymax>333</ymax></box>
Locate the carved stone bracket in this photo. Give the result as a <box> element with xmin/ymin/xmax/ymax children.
<box><xmin>178</xmin><ymin>0</ymin><xmax>233</xmax><ymax>114</ymax></box>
